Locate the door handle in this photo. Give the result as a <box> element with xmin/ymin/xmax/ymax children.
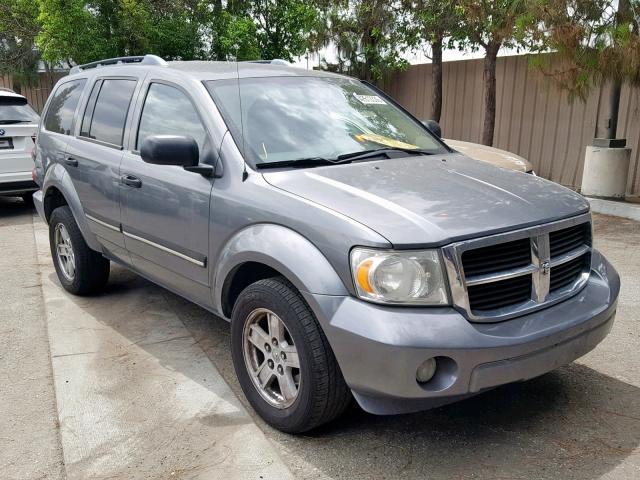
<box><xmin>120</xmin><ymin>174</ymin><xmax>142</xmax><ymax>188</ymax></box>
<box><xmin>63</xmin><ymin>156</ymin><xmax>78</xmax><ymax>167</ymax></box>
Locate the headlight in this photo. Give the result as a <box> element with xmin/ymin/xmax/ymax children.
<box><xmin>350</xmin><ymin>248</ymin><xmax>449</xmax><ymax>305</ymax></box>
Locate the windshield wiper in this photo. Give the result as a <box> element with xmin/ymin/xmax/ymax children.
<box><xmin>336</xmin><ymin>147</ymin><xmax>434</xmax><ymax>162</ymax></box>
<box><xmin>0</xmin><ymin>119</ymin><xmax>32</xmax><ymax>124</ymax></box>
<box><xmin>256</xmin><ymin>157</ymin><xmax>350</xmax><ymax>170</ymax></box>
<box><xmin>256</xmin><ymin>147</ymin><xmax>434</xmax><ymax>170</ymax></box>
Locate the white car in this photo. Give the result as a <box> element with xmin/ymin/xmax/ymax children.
<box><xmin>0</xmin><ymin>88</ymin><xmax>40</xmax><ymax>204</ymax></box>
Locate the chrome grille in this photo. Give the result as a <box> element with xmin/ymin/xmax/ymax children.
<box><xmin>462</xmin><ymin>238</ymin><xmax>531</xmax><ymax>277</ymax></box>
<box><xmin>443</xmin><ymin>213</ymin><xmax>592</xmax><ymax>322</ymax></box>
<box><xmin>549</xmin><ymin>223</ymin><xmax>591</xmax><ymax>257</ymax></box>
<box><xmin>550</xmin><ymin>254</ymin><xmax>590</xmax><ymax>292</ymax></box>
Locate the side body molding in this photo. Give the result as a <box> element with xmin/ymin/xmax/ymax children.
<box><xmin>213</xmin><ymin>224</ymin><xmax>349</xmax><ymax>313</ymax></box>
<box><xmin>42</xmin><ymin>163</ymin><xmax>102</xmax><ymax>251</ymax></box>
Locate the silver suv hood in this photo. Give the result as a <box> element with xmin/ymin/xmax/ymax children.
<box><xmin>263</xmin><ymin>153</ymin><xmax>589</xmax><ymax>247</ymax></box>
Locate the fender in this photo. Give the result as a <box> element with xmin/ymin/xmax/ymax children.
<box><xmin>213</xmin><ymin>224</ymin><xmax>349</xmax><ymax>312</ymax></box>
<box><xmin>42</xmin><ymin>163</ymin><xmax>102</xmax><ymax>252</ymax></box>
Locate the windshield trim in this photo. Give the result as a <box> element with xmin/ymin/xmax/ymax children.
<box><xmin>205</xmin><ymin>75</ymin><xmax>449</xmax><ymax>170</ymax></box>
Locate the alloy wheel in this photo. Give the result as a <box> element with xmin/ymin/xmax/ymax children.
<box><xmin>242</xmin><ymin>308</ymin><xmax>301</xmax><ymax>409</ymax></box>
<box><xmin>54</xmin><ymin>223</ymin><xmax>75</xmax><ymax>281</ymax></box>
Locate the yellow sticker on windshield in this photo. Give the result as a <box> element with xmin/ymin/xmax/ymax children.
<box><xmin>356</xmin><ymin>133</ymin><xmax>418</xmax><ymax>150</ymax></box>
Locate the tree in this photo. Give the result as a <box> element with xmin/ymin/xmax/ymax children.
<box><xmin>524</xmin><ymin>0</ymin><xmax>640</xmax><ymax>138</ymax></box>
<box><xmin>323</xmin><ymin>0</ymin><xmax>410</xmax><ymax>81</ymax></box>
<box><xmin>455</xmin><ymin>0</ymin><xmax>531</xmax><ymax>146</ymax></box>
<box><xmin>0</xmin><ymin>0</ymin><xmax>41</xmax><ymax>92</ymax></box>
<box><xmin>37</xmin><ymin>0</ymin><xmax>205</xmax><ymax>66</ymax></box>
<box><xmin>249</xmin><ymin>0</ymin><xmax>322</xmax><ymax>61</ymax></box>
<box><xmin>402</xmin><ymin>0</ymin><xmax>460</xmax><ymax>122</ymax></box>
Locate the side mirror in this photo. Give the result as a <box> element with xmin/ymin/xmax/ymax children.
<box><xmin>140</xmin><ymin>135</ymin><xmax>199</xmax><ymax>167</ymax></box>
<box><xmin>422</xmin><ymin>119</ymin><xmax>442</xmax><ymax>138</ymax></box>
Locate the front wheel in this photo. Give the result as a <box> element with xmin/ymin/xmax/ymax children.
<box><xmin>231</xmin><ymin>277</ymin><xmax>351</xmax><ymax>433</ymax></box>
<box><xmin>49</xmin><ymin>206</ymin><xmax>110</xmax><ymax>295</ymax></box>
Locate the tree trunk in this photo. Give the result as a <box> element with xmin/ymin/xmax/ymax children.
<box><xmin>482</xmin><ymin>41</ymin><xmax>500</xmax><ymax>146</ymax></box>
<box><xmin>431</xmin><ymin>36</ymin><xmax>443</xmax><ymax>123</ymax></box>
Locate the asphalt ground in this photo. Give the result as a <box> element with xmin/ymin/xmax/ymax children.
<box><xmin>1</xmin><ymin>196</ymin><xmax>638</xmax><ymax>479</ymax></box>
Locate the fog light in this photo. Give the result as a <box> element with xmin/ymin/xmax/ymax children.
<box><xmin>416</xmin><ymin>358</ymin><xmax>437</xmax><ymax>383</ymax></box>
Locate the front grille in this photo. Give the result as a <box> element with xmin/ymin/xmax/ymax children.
<box><xmin>445</xmin><ymin>215</ymin><xmax>593</xmax><ymax>322</ymax></box>
<box><xmin>550</xmin><ymin>223</ymin><xmax>591</xmax><ymax>257</ymax></box>
<box><xmin>461</xmin><ymin>238</ymin><xmax>531</xmax><ymax>277</ymax></box>
<box><xmin>468</xmin><ymin>275</ymin><xmax>532</xmax><ymax>311</ymax></box>
<box><xmin>550</xmin><ymin>255</ymin><xmax>590</xmax><ymax>292</ymax></box>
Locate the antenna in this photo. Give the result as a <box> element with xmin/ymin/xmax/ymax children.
<box><xmin>232</xmin><ymin>45</ymin><xmax>249</xmax><ymax>181</ymax></box>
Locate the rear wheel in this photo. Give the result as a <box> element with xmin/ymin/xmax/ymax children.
<box><xmin>49</xmin><ymin>206</ymin><xmax>110</xmax><ymax>295</ymax></box>
<box><xmin>231</xmin><ymin>277</ymin><xmax>351</xmax><ymax>433</ymax></box>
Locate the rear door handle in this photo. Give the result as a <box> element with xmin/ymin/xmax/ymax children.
<box><xmin>120</xmin><ymin>174</ymin><xmax>142</xmax><ymax>188</ymax></box>
<box><xmin>63</xmin><ymin>156</ymin><xmax>78</xmax><ymax>167</ymax></box>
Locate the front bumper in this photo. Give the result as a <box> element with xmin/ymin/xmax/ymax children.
<box><xmin>303</xmin><ymin>249</ymin><xmax>619</xmax><ymax>415</ymax></box>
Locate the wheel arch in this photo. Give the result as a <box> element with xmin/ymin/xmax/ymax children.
<box><xmin>42</xmin><ymin>164</ymin><xmax>101</xmax><ymax>251</ymax></box>
<box><xmin>214</xmin><ymin>224</ymin><xmax>349</xmax><ymax>318</ymax></box>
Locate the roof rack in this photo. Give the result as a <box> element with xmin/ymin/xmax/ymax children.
<box><xmin>244</xmin><ymin>59</ymin><xmax>291</xmax><ymax>66</ymax></box>
<box><xmin>69</xmin><ymin>54</ymin><xmax>167</xmax><ymax>74</ymax></box>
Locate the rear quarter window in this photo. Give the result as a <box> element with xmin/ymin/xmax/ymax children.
<box><xmin>43</xmin><ymin>79</ymin><xmax>86</xmax><ymax>135</ymax></box>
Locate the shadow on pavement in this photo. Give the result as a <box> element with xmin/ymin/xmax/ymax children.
<box><xmin>0</xmin><ymin>196</ymin><xmax>35</xmax><ymax>226</ymax></box>
<box><xmin>42</xmin><ymin>244</ymin><xmax>639</xmax><ymax>480</ymax></box>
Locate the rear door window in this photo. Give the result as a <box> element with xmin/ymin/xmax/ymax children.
<box><xmin>82</xmin><ymin>79</ymin><xmax>137</xmax><ymax>147</ymax></box>
<box><xmin>43</xmin><ymin>79</ymin><xmax>86</xmax><ymax>135</ymax></box>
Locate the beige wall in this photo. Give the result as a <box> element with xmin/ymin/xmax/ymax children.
<box><xmin>381</xmin><ymin>54</ymin><xmax>640</xmax><ymax>198</ymax></box>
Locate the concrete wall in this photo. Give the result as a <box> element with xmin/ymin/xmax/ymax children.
<box><xmin>380</xmin><ymin>54</ymin><xmax>640</xmax><ymax>198</ymax></box>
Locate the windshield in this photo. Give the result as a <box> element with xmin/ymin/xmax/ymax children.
<box><xmin>0</xmin><ymin>97</ymin><xmax>39</xmax><ymax>123</ymax></box>
<box><xmin>205</xmin><ymin>76</ymin><xmax>446</xmax><ymax>167</ymax></box>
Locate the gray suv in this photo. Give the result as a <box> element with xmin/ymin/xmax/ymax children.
<box><xmin>33</xmin><ymin>55</ymin><xmax>620</xmax><ymax>433</ymax></box>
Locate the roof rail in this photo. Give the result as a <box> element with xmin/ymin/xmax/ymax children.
<box><xmin>69</xmin><ymin>54</ymin><xmax>167</xmax><ymax>74</ymax></box>
<box><xmin>244</xmin><ymin>59</ymin><xmax>291</xmax><ymax>66</ymax></box>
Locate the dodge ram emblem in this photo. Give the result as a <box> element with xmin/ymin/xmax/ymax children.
<box><xmin>541</xmin><ymin>261</ymin><xmax>551</xmax><ymax>275</ymax></box>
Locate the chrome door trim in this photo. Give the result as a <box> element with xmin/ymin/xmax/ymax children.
<box><xmin>86</xmin><ymin>213</ymin><xmax>121</xmax><ymax>232</ymax></box>
<box><xmin>122</xmin><ymin>230</ymin><xmax>206</xmax><ymax>267</ymax></box>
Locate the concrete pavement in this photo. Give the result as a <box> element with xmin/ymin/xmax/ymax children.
<box><xmin>0</xmin><ymin>199</ymin><xmax>64</xmax><ymax>480</ymax></box>
<box><xmin>1</xmin><ymin>197</ymin><xmax>293</xmax><ymax>480</ymax></box>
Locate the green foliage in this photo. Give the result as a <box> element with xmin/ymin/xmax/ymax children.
<box><xmin>523</xmin><ymin>0</ymin><xmax>640</xmax><ymax>100</ymax></box>
<box><xmin>250</xmin><ymin>0</ymin><xmax>322</xmax><ymax>61</ymax></box>
<box><xmin>0</xmin><ymin>0</ymin><xmax>41</xmax><ymax>84</ymax></box>
<box><xmin>401</xmin><ymin>0</ymin><xmax>460</xmax><ymax>50</ymax></box>
<box><xmin>324</xmin><ymin>0</ymin><xmax>411</xmax><ymax>81</ymax></box>
<box><xmin>37</xmin><ymin>0</ymin><xmax>204</xmax><ymax>65</ymax></box>
<box><xmin>453</xmin><ymin>0</ymin><xmax>532</xmax><ymax>51</ymax></box>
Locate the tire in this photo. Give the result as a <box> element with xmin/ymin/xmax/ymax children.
<box><xmin>21</xmin><ymin>193</ymin><xmax>34</xmax><ymax>207</ymax></box>
<box><xmin>231</xmin><ymin>276</ymin><xmax>351</xmax><ymax>433</ymax></box>
<box><xmin>49</xmin><ymin>206</ymin><xmax>110</xmax><ymax>295</ymax></box>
